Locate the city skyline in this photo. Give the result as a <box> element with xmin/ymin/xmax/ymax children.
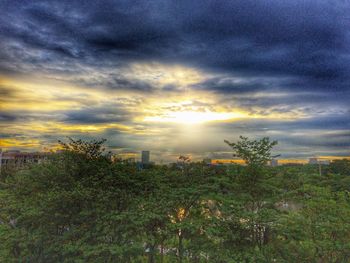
<box><xmin>0</xmin><ymin>1</ymin><xmax>349</xmax><ymax>162</ymax></box>
<box><xmin>2</xmin><ymin>147</ymin><xmax>350</xmax><ymax>167</ymax></box>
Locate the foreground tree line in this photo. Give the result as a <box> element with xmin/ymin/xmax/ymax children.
<box><xmin>1</xmin><ymin>137</ymin><xmax>350</xmax><ymax>263</ymax></box>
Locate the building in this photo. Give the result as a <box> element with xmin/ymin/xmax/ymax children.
<box><xmin>211</xmin><ymin>159</ymin><xmax>245</xmax><ymax>165</ymax></box>
<box><xmin>141</xmin><ymin>151</ymin><xmax>150</xmax><ymax>164</ymax></box>
<box><xmin>319</xmin><ymin>160</ymin><xmax>330</xmax><ymax>165</ymax></box>
<box><xmin>202</xmin><ymin>158</ymin><xmax>212</xmax><ymax>165</ymax></box>
<box><xmin>0</xmin><ymin>149</ymin><xmax>51</xmax><ymax>172</ymax></box>
<box><xmin>309</xmin><ymin>157</ymin><xmax>318</xmax><ymax>164</ymax></box>
<box><xmin>111</xmin><ymin>152</ymin><xmax>137</xmax><ymax>164</ymax></box>
<box><xmin>270</xmin><ymin>159</ymin><xmax>278</xmax><ymax>167</ymax></box>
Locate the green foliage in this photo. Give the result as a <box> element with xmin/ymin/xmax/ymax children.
<box><xmin>1</xmin><ymin>137</ymin><xmax>350</xmax><ymax>262</ymax></box>
<box><xmin>224</xmin><ymin>136</ymin><xmax>278</xmax><ymax>166</ymax></box>
<box><xmin>327</xmin><ymin>159</ymin><xmax>350</xmax><ymax>176</ymax></box>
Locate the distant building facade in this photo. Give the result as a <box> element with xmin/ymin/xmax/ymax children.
<box><xmin>270</xmin><ymin>159</ymin><xmax>278</xmax><ymax>167</ymax></box>
<box><xmin>141</xmin><ymin>151</ymin><xmax>150</xmax><ymax>164</ymax></box>
<box><xmin>111</xmin><ymin>152</ymin><xmax>137</xmax><ymax>164</ymax></box>
<box><xmin>319</xmin><ymin>160</ymin><xmax>330</xmax><ymax>165</ymax></box>
<box><xmin>211</xmin><ymin>159</ymin><xmax>245</xmax><ymax>165</ymax></box>
<box><xmin>308</xmin><ymin>158</ymin><xmax>330</xmax><ymax>165</ymax></box>
<box><xmin>0</xmin><ymin>149</ymin><xmax>51</xmax><ymax>172</ymax></box>
<box><xmin>202</xmin><ymin>158</ymin><xmax>212</xmax><ymax>165</ymax></box>
<box><xmin>309</xmin><ymin>158</ymin><xmax>318</xmax><ymax>164</ymax></box>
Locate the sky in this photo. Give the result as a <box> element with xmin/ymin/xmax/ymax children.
<box><xmin>0</xmin><ymin>0</ymin><xmax>349</xmax><ymax>162</ymax></box>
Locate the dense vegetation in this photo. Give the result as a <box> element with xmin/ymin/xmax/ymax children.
<box><xmin>1</xmin><ymin>137</ymin><xmax>350</xmax><ymax>263</ymax></box>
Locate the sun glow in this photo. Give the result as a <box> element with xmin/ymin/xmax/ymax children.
<box><xmin>144</xmin><ymin>110</ymin><xmax>245</xmax><ymax>124</ymax></box>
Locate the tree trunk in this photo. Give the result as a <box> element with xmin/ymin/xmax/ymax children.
<box><xmin>178</xmin><ymin>231</ymin><xmax>184</xmax><ymax>263</ymax></box>
<box><xmin>148</xmin><ymin>244</ymin><xmax>155</xmax><ymax>263</ymax></box>
<box><xmin>160</xmin><ymin>240</ymin><xmax>164</xmax><ymax>263</ymax></box>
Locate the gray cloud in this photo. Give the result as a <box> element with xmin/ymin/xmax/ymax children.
<box><xmin>0</xmin><ymin>0</ymin><xmax>349</xmax><ymax>159</ymax></box>
<box><xmin>62</xmin><ymin>105</ymin><xmax>135</xmax><ymax>124</ymax></box>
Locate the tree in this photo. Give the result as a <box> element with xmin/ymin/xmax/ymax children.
<box><xmin>0</xmin><ymin>138</ymin><xmax>144</xmax><ymax>262</ymax></box>
<box><xmin>223</xmin><ymin>136</ymin><xmax>280</xmax><ymax>260</ymax></box>
<box><xmin>58</xmin><ymin>137</ymin><xmax>109</xmax><ymax>160</ymax></box>
<box><xmin>224</xmin><ymin>136</ymin><xmax>278</xmax><ymax>167</ymax></box>
<box><xmin>274</xmin><ymin>185</ymin><xmax>350</xmax><ymax>262</ymax></box>
<box><xmin>2</xmin><ymin>137</ymin><xmax>349</xmax><ymax>262</ymax></box>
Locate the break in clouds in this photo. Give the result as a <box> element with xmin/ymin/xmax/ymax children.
<box><xmin>0</xmin><ymin>0</ymin><xmax>349</xmax><ymax>161</ymax></box>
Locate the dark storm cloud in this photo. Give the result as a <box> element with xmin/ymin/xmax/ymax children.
<box><xmin>73</xmin><ymin>75</ymin><xmax>154</xmax><ymax>92</ymax></box>
<box><xmin>1</xmin><ymin>0</ymin><xmax>349</xmax><ymax>79</ymax></box>
<box><xmin>0</xmin><ymin>110</ymin><xmax>60</xmax><ymax>123</ymax></box>
<box><xmin>226</xmin><ymin>92</ymin><xmax>350</xmax><ymax>114</ymax></box>
<box><xmin>0</xmin><ymin>0</ymin><xmax>348</xmax><ymax>106</ymax></box>
<box><xmin>0</xmin><ymin>104</ymin><xmax>135</xmax><ymax>125</ymax></box>
<box><xmin>282</xmin><ymin>115</ymin><xmax>350</xmax><ymax>131</ymax></box>
<box><xmin>62</xmin><ymin>106</ymin><xmax>133</xmax><ymax>124</ymax></box>
<box><xmin>105</xmin><ymin>77</ymin><xmax>153</xmax><ymax>92</ymax></box>
<box><xmin>195</xmin><ymin>76</ymin><xmax>350</xmax><ymax>95</ymax></box>
<box><xmin>193</xmin><ymin>77</ymin><xmax>274</xmax><ymax>94</ymax></box>
<box><xmin>0</xmin><ymin>112</ymin><xmax>17</xmax><ymax>122</ymax></box>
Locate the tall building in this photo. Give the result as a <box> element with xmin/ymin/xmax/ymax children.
<box><xmin>141</xmin><ymin>151</ymin><xmax>150</xmax><ymax>164</ymax></box>
<box><xmin>270</xmin><ymin>159</ymin><xmax>278</xmax><ymax>167</ymax></box>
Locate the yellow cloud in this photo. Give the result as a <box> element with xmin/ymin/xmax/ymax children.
<box><xmin>127</xmin><ymin>62</ymin><xmax>206</xmax><ymax>88</ymax></box>
<box><xmin>144</xmin><ymin>110</ymin><xmax>246</xmax><ymax>124</ymax></box>
<box><xmin>0</xmin><ymin>138</ymin><xmax>42</xmax><ymax>149</ymax></box>
<box><xmin>0</xmin><ymin>75</ymin><xmax>111</xmax><ymax>111</ymax></box>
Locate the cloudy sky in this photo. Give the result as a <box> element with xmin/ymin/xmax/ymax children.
<box><xmin>0</xmin><ymin>0</ymin><xmax>349</xmax><ymax>161</ymax></box>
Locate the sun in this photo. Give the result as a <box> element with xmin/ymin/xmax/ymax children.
<box><xmin>144</xmin><ymin>110</ymin><xmax>245</xmax><ymax>124</ymax></box>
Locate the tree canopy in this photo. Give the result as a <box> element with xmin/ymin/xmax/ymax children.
<box><xmin>1</xmin><ymin>137</ymin><xmax>350</xmax><ymax>262</ymax></box>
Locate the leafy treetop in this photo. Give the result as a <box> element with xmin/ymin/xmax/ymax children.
<box><xmin>224</xmin><ymin>136</ymin><xmax>278</xmax><ymax>166</ymax></box>
<box><xmin>58</xmin><ymin>137</ymin><xmax>108</xmax><ymax>159</ymax></box>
